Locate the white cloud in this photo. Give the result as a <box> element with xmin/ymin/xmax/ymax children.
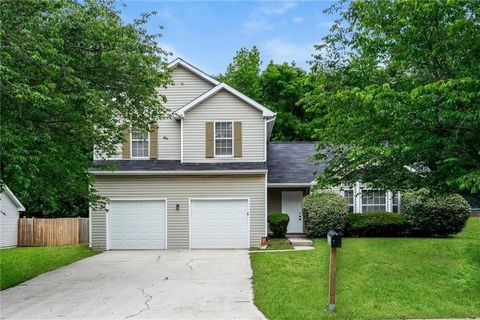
<box><xmin>292</xmin><ymin>16</ymin><xmax>305</xmax><ymax>23</ymax></box>
<box><xmin>243</xmin><ymin>19</ymin><xmax>273</xmax><ymax>33</ymax></box>
<box><xmin>243</xmin><ymin>1</ymin><xmax>297</xmax><ymax>34</ymax></box>
<box><xmin>257</xmin><ymin>1</ymin><xmax>297</xmax><ymax>16</ymax></box>
<box><xmin>261</xmin><ymin>38</ymin><xmax>315</xmax><ymax>66</ymax></box>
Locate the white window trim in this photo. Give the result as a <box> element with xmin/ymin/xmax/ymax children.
<box><xmin>213</xmin><ymin>120</ymin><xmax>234</xmax><ymax>158</ymax></box>
<box><xmin>359</xmin><ymin>189</ymin><xmax>388</xmax><ymax>213</ymax></box>
<box><xmin>130</xmin><ymin>127</ymin><xmax>150</xmax><ymax>159</ymax></box>
<box><xmin>341</xmin><ymin>189</ymin><xmax>355</xmax><ymax>213</ymax></box>
<box><xmin>340</xmin><ymin>183</ymin><xmax>401</xmax><ymax>213</ymax></box>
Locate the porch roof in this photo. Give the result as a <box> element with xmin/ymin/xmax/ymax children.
<box><xmin>267</xmin><ymin>142</ymin><xmax>325</xmax><ymax>185</ymax></box>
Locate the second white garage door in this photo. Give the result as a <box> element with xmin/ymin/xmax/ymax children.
<box><xmin>109</xmin><ymin>200</ymin><xmax>166</xmax><ymax>250</ymax></box>
<box><xmin>190</xmin><ymin>199</ymin><xmax>249</xmax><ymax>249</ymax></box>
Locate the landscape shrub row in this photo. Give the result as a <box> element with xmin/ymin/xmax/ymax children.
<box><xmin>293</xmin><ymin>190</ymin><xmax>471</xmax><ymax>238</ymax></box>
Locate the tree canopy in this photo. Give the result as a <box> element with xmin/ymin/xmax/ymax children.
<box><xmin>1</xmin><ymin>0</ymin><xmax>171</xmax><ymax>216</ymax></box>
<box><xmin>219</xmin><ymin>48</ymin><xmax>314</xmax><ymax>141</ymax></box>
<box><xmin>305</xmin><ymin>0</ymin><xmax>480</xmax><ymax>195</ymax></box>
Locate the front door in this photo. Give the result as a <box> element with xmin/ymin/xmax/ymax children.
<box><xmin>282</xmin><ymin>191</ymin><xmax>304</xmax><ymax>233</ymax></box>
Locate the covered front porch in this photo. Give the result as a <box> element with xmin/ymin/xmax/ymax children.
<box><xmin>267</xmin><ymin>186</ymin><xmax>310</xmax><ymax>234</ymax></box>
<box><xmin>267</xmin><ymin>142</ymin><xmax>319</xmax><ymax>235</ymax></box>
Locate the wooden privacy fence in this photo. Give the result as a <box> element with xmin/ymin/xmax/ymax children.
<box><xmin>18</xmin><ymin>217</ymin><xmax>89</xmax><ymax>247</ymax></box>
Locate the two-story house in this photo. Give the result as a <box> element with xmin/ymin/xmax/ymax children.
<box><xmin>90</xmin><ymin>58</ymin><xmax>400</xmax><ymax>250</ymax></box>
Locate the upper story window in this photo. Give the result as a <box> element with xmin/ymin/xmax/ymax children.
<box><xmin>215</xmin><ymin>121</ymin><xmax>233</xmax><ymax>156</ymax></box>
<box><xmin>131</xmin><ymin>127</ymin><xmax>149</xmax><ymax>158</ymax></box>
<box><xmin>343</xmin><ymin>190</ymin><xmax>355</xmax><ymax>213</ymax></box>
<box><xmin>361</xmin><ymin>190</ymin><xmax>386</xmax><ymax>212</ymax></box>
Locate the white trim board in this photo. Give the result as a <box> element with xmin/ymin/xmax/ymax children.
<box><xmin>92</xmin><ymin>170</ymin><xmax>268</xmax><ymax>175</ymax></box>
<box><xmin>174</xmin><ymin>83</ymin><xmax>276</xmax><ymax>118</ymax></box>
<box><xmin>268</xmin><ymin>183</ymin><xmax>313</xmax><ymax>188</ymax></box>
<box><xmin>1</xmin><ymin>185</ymin><xmax>25</xmax><ymax>211</ymax></box>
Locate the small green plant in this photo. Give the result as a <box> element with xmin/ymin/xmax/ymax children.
<box><xmin>402</xmin><ymin>189</ymin><xmax>471</xmax><ymax>236</ymax></box>
<box><xmin>268</xmin><ymin>213</ymin><xmax>290</xmax><ymax>238</ymax></box>
<box><xmin>345</xmin><ymin>211</ymin><xmax>408</xmax><ymax>237</ymax></box>
<box><xmin>302</xmin><ymin>192</ymin><xmax>348</xmax><ymax>237</ymax></box>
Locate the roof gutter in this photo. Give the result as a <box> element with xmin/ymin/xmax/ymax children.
<box><xmin>267</xmin><ymin>183</ymin><xmax>313</xmax><ymax>188</ymax></box>
<box><xmin>90</xmin><ymin>170</ymin><xmax>268</xmax><ymax>176</ymax></box>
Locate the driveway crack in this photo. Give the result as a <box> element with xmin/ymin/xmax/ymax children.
<box><xmin>125</xmin><ymin>288</ymin><xmax>152</xmax><ymax>319</ymax></box>
<box><xmin>186</xmin><ymin>259</ymin><xmax>194</xmax><ymax>271</ymax></box>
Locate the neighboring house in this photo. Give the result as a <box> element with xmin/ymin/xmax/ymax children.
<box><xmin>90</xmin><ymin>58</ymin><xmax>400</xmax><ymax>250</ymax></box>
<box><xmin>0</xmin><ymin>185</ymin><xmax>25</xmax><ymax>248</ymax></box>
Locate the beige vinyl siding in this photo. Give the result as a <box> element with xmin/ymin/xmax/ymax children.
<box><xmin>159</xmin><ymin>66</ymin><xmax>215</xmax><ymax>111</ymax></box>
<box><xmin>91</xmin><ymin>211</ymin><xmax>107</xmax><ymax>250</ymax></box>
<box><xmin>92</xmin><ymin>174</ymin><xmax>266</xmax><ymax>249</ymax></box>
<box><xmin>157</xmin><ymin>118</ymin><xmax>181</xmax><ymax>160</ymax></box>
<box><xmin>95</xmin><ymin>66</ymin><xmax>213</xmax><ymax>160</ymax></box>
<box><xmin>154</xmin><ymin>66</ymin><xmax>214</xmax><ymax>160</ymax></box>
<box><xmin>183</xmin><ymin>90</ymin><xmax>265</xmax><ymax>162</ymax></box>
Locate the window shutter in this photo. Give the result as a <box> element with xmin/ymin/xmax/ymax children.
<box><xmin>234</xmin><ymin>121</ymin><xmax>242</xmax><ymax>157</ymax></box>
<box><xmin>122</xmin><ymin>128</ymin><xmax>131</xmax><ymax>159</ymax></box>
<box><xmin>149</xmin><ymin>123</ymin><xmax>158</xmax><ymax>159</ymax></box>
<box><xmin>205</xmin><ymin>122</ymin><xmax>214</xmax><ymax>158</ymax></box>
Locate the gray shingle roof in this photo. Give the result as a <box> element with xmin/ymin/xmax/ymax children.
<box><xmin>267</xmin><ymin>142</ymin><xmax>325</xmax><ymax>184</ymax></box>
<box><xmin>92</xmin><ymin>142</ymin><xmax>324</xmax><ymax>185</ymax></box>
<box><xmin>92</xmin><ymin>160</ymin><xmax>267</xmax><ymax>172</ymax></box>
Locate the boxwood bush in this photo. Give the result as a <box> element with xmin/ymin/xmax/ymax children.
<box><xmin>402</xmin><ymin>189</ymin><xmax>471</xmax><ymax>236</ymax></box>
<box><xmin>345</xmin><ymin>211</ymin><xmax>408</xmax><ymax>237</ymax></box>
<box><xmin>302</xmin><ymin>192</ymin><xmax>347</xmax><ymax>237</ymax></box>
<box><xmin>267</xmin><ymin>213</ymin><xmax>290</xmax><ymax>238</ymax></box>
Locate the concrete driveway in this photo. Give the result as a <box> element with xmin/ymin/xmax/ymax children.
<box><xmin>0</xmin><ymin>250</ymin><xmax>265</xmax><ymax>320</ymax></box>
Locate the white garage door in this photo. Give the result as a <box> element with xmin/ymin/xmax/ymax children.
<box><xmin>190</xmin><ymin>199</ymin><xmax>249</xmax><ymax>249</ymax></box>
<box><xmin>109</xmin><ymin>200</ymin><xmax>166</xmax><ymax>249</ymax></box>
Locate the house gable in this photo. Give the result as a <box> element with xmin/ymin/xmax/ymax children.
<box><xmin>159</xmin><ymin>65</ymin><xmax>215</xmax><ymax>111</ymax></box>
<box><xmin>174</xmin><ymin>83</ymin><xmax>276</xmax><ymax>118</ymax></box>
<box><xmin>182</xmin><ymin>89</ymin><xmax>266</xmax><ymax>162</ymax></box>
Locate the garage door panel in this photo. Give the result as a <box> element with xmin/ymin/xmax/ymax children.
<box><xmin>109</xmin><ymin>200</ymin><xmax>166</xmax><ymax>250</ymax></box>
<box><xmin>191</xmin><ymin>199</ymin><xmax>249</xmax><ymax>249</ymax></box>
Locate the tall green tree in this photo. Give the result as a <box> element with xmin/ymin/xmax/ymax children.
<box><xmin>261</xmin><ymin>62</ymin><xmax>313</xmax><ymax>141</ymax></box>
<box><xmin>305</xmin><ymin>0</ymin><xmax>480</xmax><ymax>195</ymax></box>
<box><xmin>218</xmin><ymin>46</ymin><xmax>262</xmax><ymax>101</ymax></box>
<box><xmin>220</xmin><ymin>48</ymin><xmax>314</xmax><ymax>141</ymax></box>
<box><xmin>1</xmin><ymin>0</ymin><xmax>171</xmax><ymax>217</ymax></box>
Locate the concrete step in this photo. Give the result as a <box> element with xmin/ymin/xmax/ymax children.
<box><xmin>287</xmin><ymin>237</ymin><xmax>313</xmax><ymax>246</ymax></box>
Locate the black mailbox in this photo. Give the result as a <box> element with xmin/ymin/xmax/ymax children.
<box><xmin>327</xmin><ymin>230</ymin><xmax>342</xmax><ymax>248</ymax></box>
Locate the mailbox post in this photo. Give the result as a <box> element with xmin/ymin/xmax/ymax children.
<box><xmin>326</xmin><ymin>230</ymin><xmax>341</xmax><ymax>312</ymax></box>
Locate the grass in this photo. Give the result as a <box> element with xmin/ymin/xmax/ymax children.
<box><xmin>251</xmin><ymin>218</ymin><xmax>480</xmax><ymax>320</ymax></box>
<box><xmin>266</xmin><ymin>238</ymin><xmax>294</xmax><ymax>250</ymax></box>
<box><xmin>0</xmin><ymin>244</ymin><xmax>99</xmax><ymax>290</ymax></box>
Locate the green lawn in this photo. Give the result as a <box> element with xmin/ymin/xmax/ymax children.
<box><xmin>251</xmin><ymin>218</ymin><xmax>480</xmax><ymax>320</ymax></box>
<box><xmin>0</xmin><ymin>244</ymin><xmax>99</xmax><ymax>290</ymax></box>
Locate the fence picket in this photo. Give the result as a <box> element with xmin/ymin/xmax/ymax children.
<box><xmin>17</xmin><ymin>217</ymin><xmax>89</xmax><ymax>247</ymax></box>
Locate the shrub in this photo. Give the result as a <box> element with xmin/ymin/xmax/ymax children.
<box><xmin>402</xmin><ymin>189</ymin><xmax>471</xmax><ymax>236</ymax></box>
<box><xmin>302</xmin><ymin>192</ymin><xmax>348</xmax><ymax>237</ymax></box>
<box><xmin>268</xmin><ymin>213</ymin><xmax>290</xmax><ymax>238</ymax></box>
<box><xmin>345</xmin><ymin>211</ymin><xmax>408</xmax><ymax>237</ymax></box>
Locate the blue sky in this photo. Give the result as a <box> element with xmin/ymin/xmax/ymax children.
<box><xmin>118</xmin><ymin>1</ymin><xmax>339</xmax><ymax>75</ymax></box>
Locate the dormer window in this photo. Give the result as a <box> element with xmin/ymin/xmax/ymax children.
<box><xmin>214</xmin><ymin>121</ymin><xmax>233</xmax><ymax>156</ymax></box>
<box><xmin>131</xmin><ymin>127</ymin><xmax>149</xmax><ymax>158</ymax></box>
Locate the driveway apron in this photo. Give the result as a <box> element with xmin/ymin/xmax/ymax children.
<box><xmin>0</xmin><ymin>250</ymin><xmax>265</xmax><ymax>320</ymax></box>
